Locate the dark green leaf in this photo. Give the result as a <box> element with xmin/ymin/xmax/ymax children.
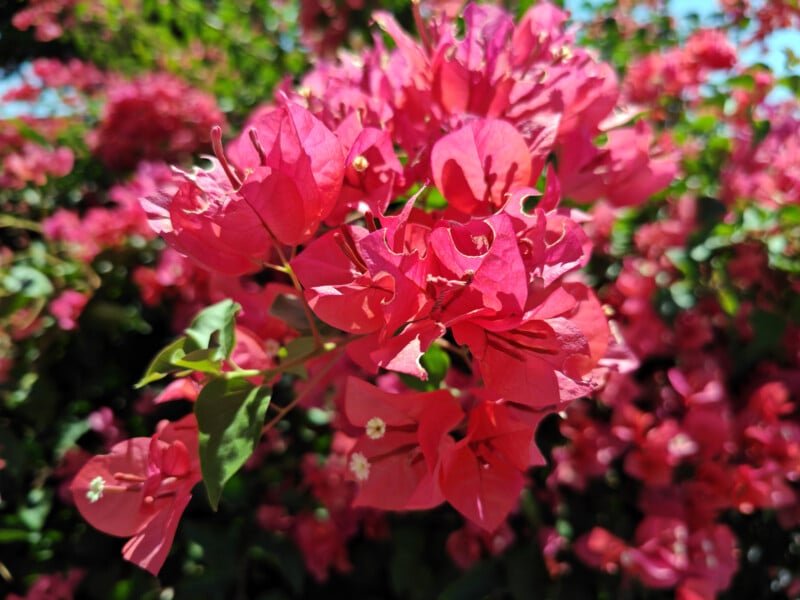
<box><xmin>269</xmin><ymin>293</ymin><xmax>310</xmax><ymax>332</ymax></box>
<box><xmin>277</xmin><ymin>336</ymin><xmax>316</xmax><ymax>377</ymax></box>
<box><xmin>439</xmin><ymin>560</ymin><xmax>497</xmax><ymax>600</ymax></box>
<box><xmin>195</xmin><ymin>378</ymin><xmax>271</xmax><ymax>510</ymax></box>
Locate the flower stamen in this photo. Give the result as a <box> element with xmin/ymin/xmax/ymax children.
<box><xmin>349</xmin><ymin>452</ymin><xmax>371</xmax><ymax>482</ymax></box>
<box><xmin>366</xmin><ymin>417</ymin><xmax>387</xmax><ymax>440</ymax></box>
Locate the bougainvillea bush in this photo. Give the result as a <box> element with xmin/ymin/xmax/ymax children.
<box><xmin>2</xmin><ymin>0</ymin><xmax>799</xmax><ymax>598</ymax></box>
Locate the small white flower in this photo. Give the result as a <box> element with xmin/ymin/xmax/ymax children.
<box><xmin>349</xmin><ymin>452</ymin><xmax>371</xmax><ymax>482</ymax></box>
<box><xmin>365</xmin><ymin>417</ymin><xmax>386</xmax><ymax>440</ymax></box>
<box><xmin>668</xmin><ymin>433</ymin><xmax>698</xmax><ymax>458</ymax></box>
<box><xmin>86</xmin><ymin>476</ymin><xmax>106</xmax><ymax>503</ymax></box>
<box><xmin>352</xmin><ymin>155</ymin><xmax>370</xmax><ymax>172</ymax></box>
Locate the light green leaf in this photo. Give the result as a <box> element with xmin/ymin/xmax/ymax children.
<box><xmin>3</xmin><ymin>266</ymin><xmax>53</xmax><ymax>298</ymax></box>
<box><xmin>172</xmin><ymin>348</ymin><xmax>225</xmax><ymax>375</ymax></box>
<box><xmin>135</xmin><ymin>337</ymin><xmax>188</xmax><ymax>388</ymax></box>
<box><xmin>421</xmin><ymin>343</ymin><xmax>451</xmax><ymax>388</ymax></box>
<box><xmin>185</xmin><ymin>298</ymin><xmax>241</xmax><ymax>359</ymax></box>
<box><xmin>135</xmin><ymin>300</ymin><xmax>241</xmax><ymax>388</ymax></box>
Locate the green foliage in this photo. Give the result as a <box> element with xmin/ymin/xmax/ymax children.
<box><xmin>195</xmin><ymin>378</ymin><xmax>272</xmax><ymax>510</ymax></box>
<box><xmin>137</xmin><ymin>299</ymin><xmax>241</xmax><ymax>386</ymax></box>
<box><xmin>69</xmin><ymin>0</ymin><xmax>306</xmax><ymax>121</ymax></box>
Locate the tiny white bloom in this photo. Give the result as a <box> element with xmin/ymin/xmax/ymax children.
<box><xmin>352</xmin><ymin>155</ymin><xmax>370</xmax><ymax>172</ymax></box>
<box><xmin>668</xmin><ymin>433</ymin><xmax>698</xmax><ymax>458</ymax></box>
<box><xmin>349</xmin><ymin>452</ymin><xmax>371</xmax><ymax>482</ymax></box>
<box><xmin>365</xmin><ymin>417</ymin><xmax>386</xmax><ymax>440</ymax></box>
<box><xmin>86</xmin><ymin>476</ymin><xmax>106</xmax><ymax>503</ymax></box>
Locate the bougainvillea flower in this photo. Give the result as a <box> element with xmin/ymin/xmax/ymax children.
<box><xmin>499</xmin><ymin>201</ymin><xmax>591</xmax><ymax>288</ymax></box>
<box><xmin>510</xmin><ymin>2</ymin><xmax>572</xmax><ymax>67</ymax></box>
<box><xmin>141</xmin><ymin>158</ymin><xmax>273</xmax><ymax>275</ymax></box>
<box><xmin>426</xmin><ymin>212</ymin><xmax>528</xmax><ymax>323</ymax></box>
<box><xmin>5</xmin><ymin>569</ymin><xmax>85</xmax><ymax>600</ymax></box>
<box><xmin>291</xmin><ymin>225</ymin><xmax>396</xmax><ymax>334</ymax></box>
<box><xmin>430</xmin><ymin>118</ymin><xmax>534</xmax><ymax>216</ymax></box>
<box><xmin>439</xmin><ymin>401</ymin><xmax>535</xmax><ymax>531</ymax></box>
<box><xmin>153</xmin><ymin>378</ymin><xmax>201</xmax><ymax>405</ymax></box>
<box><xmin>49</xmin><ymin>290</ymin><xmax>91</xmax><ymax>331</ymax></box>
<box><xmin>88</xmin><ymin>72</ymin><xmax>224</xmax><ymax>171</ymax></box>
<box><xmin>558</xmin><ymin>121</ymin><xmax>677</xmax><ymax>207</ymax></box>
<box><xmin>431</xmin><ymin>4</ymin><xmax>515</xmax><ymax>118</ymax></box>
<box><xmin>344</xmin><ymin>377</ymin><xmax>464</xmax><ymax>510</ymax></box>
<box><xmin>71</xmin><ymin>415</ymin><xmax>200</xmax><ymax>575</ymax></box>
<box><xmin>235</xmin><ymin>102</ymin><xmax>345</xmax><ymax>245</ymax></box>
<box><xmin>573</xmin><ymin>527</ymin><xmax>628</xmax><ymax>574</ymax></box>
<box><xmin>336</xmin><ymin>125</ymin><xmax>405</xmax><ymax>218</ymax></box>
<box><xmin>681</xmin><ymin>525</ymin><xmax>738</xmax><ymax>598</ymax></box>
<box><xmin>454</xmin><ymin>281</ymin><xmax>607</xmax><ymax>411</ymax></box>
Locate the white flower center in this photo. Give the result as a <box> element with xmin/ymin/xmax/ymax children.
<box><xmin>365</xmin><ymin>417</ymin><xmax>386</xmax><ymax>440</ymax></box>
<box><xmin>352</xmin><ymin>155</ymin><xmax>369</xmax><ymax>172</ymax></box>
<box><xmin>349</xmin><ymin>452</ymin><xmax>371</xmax><ymax>482</ymax></box>
<box><xmin>86</xmin><ymin>476</ymin><xmax>106</xmax><ymax>503</ymax></box>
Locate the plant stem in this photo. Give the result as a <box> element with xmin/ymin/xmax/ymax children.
<box><xmin>262</xmin><ymin>346</ymin><xmax>345</xmax><ymax>433</ymax></box>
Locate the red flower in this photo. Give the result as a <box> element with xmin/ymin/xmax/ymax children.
<box><xmin>430</xmin><ymin>118</ymin><xmax>535</xmax><ymax>216</ymax></box>
<box><xmin>439</xmin><ymin>401</ymin><xmax>535</xmax><ymax>531</ymax></box>
<box><xmin>344</xmin><ymin>377</ymin><xmax>464</xmax><ymax>511</ymax></box>
<box><xmin>142</xmin><ymin>158</ymin><xmax>273</xmax><ymax>275</ymax></box>
<box><xmin>235</xmin><ymin>102</ymin><xmax>345</xmax><ymax>246</ymax></box>
<box><xmin>70</xmin><ymin>415</ymin><xmax>200</xmax><ymax>575</ymax></box>
<box><xmin>559</xmin><ymin>121</ymin><xmax>677</xmax><ymax>208</ymax></box>
<box><xmin>49</xmin><ymin>290</ymin><xmax>90</xmax><ymax>331</ymax></box>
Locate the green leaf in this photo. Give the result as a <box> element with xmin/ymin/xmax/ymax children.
<box><xmin>135</xmin><ymin>337</ymin><xmax>188</xmax><ymax>388</ymax></box>
<box><xmin>185</xmin><ymin>299</ymin><xmax>240</xmax><ymax>359</ymax></box>
<box><xmin>0</xmin><ymin>529</ymin><xmax>31</xmax><ymax>543</ymax></box>
<box><xmin>136</xmin><ymin>300</ymin><xmax>241</xmax><ymax>387</ymax></box>
<box><xmin>55</xmin><ymin>419</ymin><xmax>92</xmax><ymax>459</ymax></box>
<box><xmin>726</xmin><ymin>74</ymin><xmax>754</xmax><ymax>90</ymax></box>
<box><xmin>277</xmin><ymin>336</ymin><xmax>316</xmax><ymax>377</ymax></box>
<box><xmin>425</xmin><ymin>187</ymin><xmax>448</xmax><ymax>210</ymax></box>
<box><xmin>269</xmin><ymin>293</ymin><xmax>310</xmax><ymax>332</ymax></box>
<box><xmin>398</xmin><ymin>344</ymin><xmax>452</xmax><ymax>391</ymax></box>
<box><xmin>779</xmin><ymin>74</ymin><xmax>800</xmax><ymax>94</ymax></box>
<box><xmin>3</xmin><ymin>266</ymin><xmax>53</xmax><ymax>298</ymax></box>
<box><xmin>172</xmin><ymin>348</ymin><xmax>225</xmax><ymax>375</ymax></box>
<box><xmin>779</xmin><ymin>205</ymin><xmax>800</xmax><ymax>225</ymax></box>
<box><xmin>195</xmin><ymin>378</ymin><xmax>271</xmax><ymax>510</ymax></box>
<box><xmin>19</xmin><ymin>490</ymin><xmax>52</xmax><ymax>532</ymax></box>
<box><xmin>718</xmin><ymin>286</ymin><xmax>739</xmax><ymax>316</ymax></box>
<box><xmin>439</xmin><ymin>561</ymin><xmax>497</xmax><ymax>600</ymax></box>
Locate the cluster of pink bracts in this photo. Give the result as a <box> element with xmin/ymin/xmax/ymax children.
<box><xmin>70</xmin><ymin>1</ymin><xmax>678</xmax><ymax>578</ymax></box>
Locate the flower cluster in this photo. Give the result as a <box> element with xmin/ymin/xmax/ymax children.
<box><xmin>10</xmin><ymin>0</ymin><xmax>78</xmax><ymax>42</ymax></box>
<box><xmin>624</xmin><ymin>28</ymin><xmax>737</xmax><ymax>106</ymax></box>
<box><xmin>70</xmin><ymin>415</ymin><xmax>202</xmax><ymax>575</ymax></box>
<box><xmin>0</xmin><ymin>119</ymin><xmax>74</xmax><ymax>190</ymax></box>
<box><xmin>534</xmin><ymin>25</ymin><xmax>800</xmax><ymax>591</ymax></box>
<box><xmin>88</xmin><ymin>73</ymin><xmax>225</xmax><ymax>171</ymax></box>
<box><xmin>79</xmin><ymin>0</ymin><xmax>677</xmax><ymax>575</ymax></box>
<box><xmin>5</xmin><ymin>0</ymin><xmax>799</xmax><ymax>596</ymax></box>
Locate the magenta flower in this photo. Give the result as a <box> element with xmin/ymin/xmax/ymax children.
<box><xmin>70</xmin><ymin>415</ymin><xmax>200</xmax><ymax>575</ymax></box>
